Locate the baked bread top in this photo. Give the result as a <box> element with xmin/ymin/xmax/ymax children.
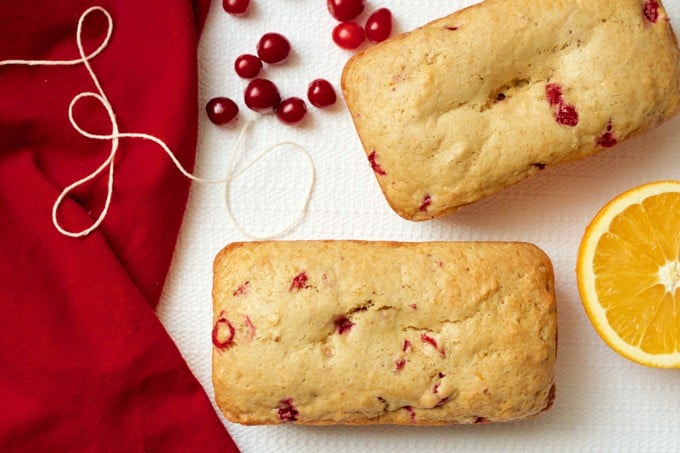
<box><xmin>342</xmin><ymin>0</ymin><xmax>680</xmax><ymax>220</ymax></box>
<box><xmin>212</xmin><ymin>241</ymin><xmax>556</xmax><ymax>425</ymax></box>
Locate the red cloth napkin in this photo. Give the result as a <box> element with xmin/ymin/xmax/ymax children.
<box><xmin>0</xmin><ymin>1</ymin><xmax>239</xmax><ymax>451</ymax></box>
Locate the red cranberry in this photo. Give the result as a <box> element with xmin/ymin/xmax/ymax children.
<box><xmin>420</xmin><ymin>333</ymin><xmax>438</xmax><ymax>349</ymax></box>
<box><xmin>367</xmin><ymin>151</ymin><xmax>386</xmax><ymax>175</ymax></box>
<box><xmin>257</xmin><ymin>33</ymin><xmax>291</xmax><ymax>64</ymax></box>
<box><xmin>290</xmin><ymin>272</ymin><xmax>308</xmax><ymax>291</ymax></box>
<box><xmin>333</xmin><ymin>315</ymin><xmax>355</xmax><ymax>334</ymax></box>
<box><xmin>596</xmin><ymin>120</ymin><xmax>618</xmax><ymax>148</ymax></box>
<box><xmin>644</xmin><ymin>0</ymin><xmax>659</xmax><ymax>23</ymax></box>
<box><xmin>421</xmin><ymin>333</ymin><xmax>445</xmax><ymax>357</ymax></box>
<box><xmin>332</xmin><ymin>22</ymin><xmax>365</xmax><ymax>50</ymax></box>
<box><xmin>206</xmin><ymin>97</ymin><xmax>239</xmax><ymax>125</ymax></box>
<box><xmin>555</xmin><ymin>103</ymin><xmax>579</xmax><ymax>127</ymax></box>
<box><xmin>435</xmin><ymin>397</ymin><xmax>449</xmax><ymax>407</ymax></box>
<box><xmin>277</xmin><ymin>398</ymin><xmax>299</xmax><ymax>422</ymax></box>
<box><xmin>307</xmin><ymin>79</ymin><xmax>337</xmax><ymax>108</ymax></box>
<box><xmin>365</xmin><ymin>8</ymin><xmax>392</xmax><ymax>43</ymax></box>
<box><xmin>419</xmin><ymin>195</ymin><xmax>432</xmax><ymax>212</ymax></box>
<box><xmin>234</xmin><ymin>54</ymin><xmax>262</xmax><ymax>79</ymax></box>
<box><xmin>244</xmin><ymin>315</ymin><xmax>256</xmax><ymax>340</ymax></box>
<box><xmin>545</xmin><ymin>84</ymin><xmax>563</xmax><ymax>106</ymax></box>
<box><xmin>395</xmin><ymin>358</ymin><xmax>406</xmax><ymax>371</ymax></box>
<box><xmin>327</xmin><ymin>0</ymin><xmax>365</xmax><ymax>21</ymax></box>
<box><xmin>276</xmin><ymin>97</ymin><xmax>308</xmax><ymax>124</ymax></box>
<box><xmin>212</xmin><ymin>317</ymin><xmax>235</xmax><ymax>349</ymax></box>
<box><xmin>402</xmin><ymin>339</ymin><xmax>412</xmax><ymax>352</ymax></box>
<box><xmin>233</xmin><ymin>281</ymin><xmax>250</xmax><ymax>297</ymax></box>
<box><xmin>545</xmin><ymin>83</ymin><xmax>579</xmax><ymax>127</ymax></box>
<box><xmin>244</xmin><ymin>78</ymin><xmax>281</xmax><ymax>112</ymax></box>
<box><xmin>222</xmin><ymin>0</ymin><xmax>250</xmax><ymax>16</ymax></box>
<box><xmin>403</xmin><ymin>405</ymin><xmax>416</xmax><ymax>422</ymax></box>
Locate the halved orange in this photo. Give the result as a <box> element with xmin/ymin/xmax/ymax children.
<box><xmin>577</xmin><ymin>180</ymin><xmax>680</xmax><ymax>367</ymax></box>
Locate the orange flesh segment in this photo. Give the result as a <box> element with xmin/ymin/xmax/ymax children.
<box><xmin>593</xmin><ymin>192</ymin><xmax>680</xmax><ymax>355</ymax></box>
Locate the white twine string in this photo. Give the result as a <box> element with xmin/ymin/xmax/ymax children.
<box><xmin>224</xmin><ymin>116</ymin><xmax>315</xmax><ymax>240</ymax></box>
<box><xmin>0</xmin><ymin>6</ymin><xmax>315</xmax><ymax>239</ymax></box>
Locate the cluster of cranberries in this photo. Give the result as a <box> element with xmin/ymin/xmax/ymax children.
<box><xmin>206</xmin><ymin>0</ymin><xmax>338</xmax><ymax>126</ymax></box>
<box><xmin>328</xmin><ymin>0</ymin><xmax>393</xmax><ymax>50</ymax></box>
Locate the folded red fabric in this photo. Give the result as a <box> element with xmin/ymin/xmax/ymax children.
<box><xmin>0</xmin><ymin>1</ymin><xmax>239</xmax><ymax>451</ymax></box>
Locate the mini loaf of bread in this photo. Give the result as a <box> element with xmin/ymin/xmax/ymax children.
<box><xmin>342</xmin><ymin>0</ymin><xmax>680</xmax><ymax>220</ymax></box>
<box><xmin>212</xmin><ymin>241</ymin><xmax>557</xmax><ymax>425</ymax></box>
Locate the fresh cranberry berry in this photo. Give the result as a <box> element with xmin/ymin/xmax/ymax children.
<box><xmin>276</xmin><ymin>97</ymin><xmax>308</xmax><ymax>124</ymax></box>
<box><xmin>332</xmin><ymin>22</ymin><xmax>365</xmax><ymax>50</ymax></box>
<box><xmin>222</xmin><ymin>0</ymin><xmax>250</xmax><ymax>16</ymax></box>
<box><xmin>206</xmin><ymin>97</ymin><xmax>239</xmax><ymax>125</ymax></box>
<box><xmin>365</xmin><ymin>8</ymin><xmax>392</xmax><ymax>43</ymax></box>
<box><xmin>234</xmin><ymin>54</ymin><xmax>262</xmax><ymax>79</ymax></box>
<box><xmin>307</xmin><ymin>79</ymin><xmax>337</xmax><ymax>108</ymax></box>
<box><xmin>257</xmin><ymin>33</ymin><xmax>291</xmax><ymax>64</ymax></box>
<box><xmin>327</xmin><ymin>0</ymin><xmax>365</xmax><ymax>21</ymax></box>
<box><xmin>244</xmin><ymin>78</ymin><xmax>281</xmax><ymax>112</ymax></box>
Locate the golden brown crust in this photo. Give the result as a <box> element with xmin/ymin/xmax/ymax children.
<box><xmin>342</xmin><ymin>0</ymin><xmax>680</xmax><ymax>220</ymax></box>
<box><xmin>212</xmin><ymin>241</ymin><xmax>557</xmax><ymax>425</ymax></box>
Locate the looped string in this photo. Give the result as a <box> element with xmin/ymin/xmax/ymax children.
<box><xmin>224</xmin><ymin>117</ymin><xmax>315</xmax><ymax>239</ymax></box>
<box><xmin>0</xmin><ymin>6</ymin><xmax>315</xmax><ymax>239</ymax></box>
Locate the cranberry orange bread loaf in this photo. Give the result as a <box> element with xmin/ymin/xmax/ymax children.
<box><xmin>342</xmin><ymin>0</ymin><xmax>680</xmax><ymax>220</ymax></box>
<box><xmin>212</xmin><ymin>241</ymin><xmax>556</xmax><ymax>425</ymax></box>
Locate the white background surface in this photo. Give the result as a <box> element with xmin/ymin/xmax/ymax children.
<box><xmin>158</xmin><ymin>1</ymin><xmax>680</xmax><ymax>451</ymax></box>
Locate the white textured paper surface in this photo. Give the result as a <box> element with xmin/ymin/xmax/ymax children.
<box><xmin>158</xmin><ymin>1</ymin><xmax>680</xmax><ymax>451</ymax></box>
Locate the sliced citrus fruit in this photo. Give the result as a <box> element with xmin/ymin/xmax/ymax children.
<box><xmin>577</xmin><ymin>180</ymin><xmax>680</xmax><ymax>367</ymax></box>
